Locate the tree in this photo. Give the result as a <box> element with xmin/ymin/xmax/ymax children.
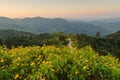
<box><xmin>0</xmin><ymin>38</ymin><xmax>2</xmax><ymax>45</ymax></box>
<box><xmin>96</xmin><ymin>31</ymin><xmax>100</xmax><ymax>37</ymax></box>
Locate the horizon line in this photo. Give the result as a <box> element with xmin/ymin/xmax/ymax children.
<box><xmin>0</xmin><ymin>16</ymin><xmax>120</xmax><ymax>20</ymax></box>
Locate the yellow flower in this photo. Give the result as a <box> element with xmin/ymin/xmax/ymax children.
<box><xmin>46</xmin><ymin>61</ymin><xmax>52</xmax><ymax>65</ymax></box>
<box><xmin>83</xmin><ymin>66</ymin><xmax>87</xmax><ymax>70</ymax></box>
<box><xmin>21</xmin><ymin>64</ymin><xmax>24</xmax><ymax>66</ymax></box>
<box><xmin>50</xmin><ymin>68</ymin><xmax>55</xmax><ymax>72</ymax></box>
<box><xmin>41</xmin><ymin>78</ymin><xmax>45</xmax><ymax>80</ymax></box>
<box><xmin>2</xmin><ymin>66</ymin><xmax>5</xmax><ymax>69</ymax></box>
<box><xmin>37</xmin><ymin>57</ymin><xmax>40</xmax><ymax>60</ymax></box>
<box><xmin>92</xmin><ymin>55</ymin><xmax>96</xmax><ymax>58</ymax></box>
<box><xmin>110</xmin><ymin>64</ymin><xmax>112</xmax><ymax>66</ymax></box>
<box><xmin>14</xmin><ymin>74</ymin><xmax>19</xmax><ymax>79</ymax></box>
<box><xmin>37</xmin><ymin>62</ymin><xmax>41</xmax><ymax>64</ymax></box>
<box><xmin>75</xmin><ymin>71</ymin><xmax>79</xmax><ymax>75</ymax></box>
<box><xmin>17</xmin><ymin>63</ymin><xmax>19</xmax><ymax>66</ymax></box>
<box><xmin>31</xmin><ymin>62</ymin><xmax>35</xmax><ymax>66</ymax></box>
<box><xmin>0</xmin><ymin>59</ymin><xmax>4</xmax><ymax>63</ymax></box>
<box><xmin>17</xmin><ymin>57</ymin><xmax>21</xmax><ymax>61</ymax></box>
<box><xmin>85</xmin><ymin>59</ymin><xmax>89</xmax><ymax>62</ymax></box>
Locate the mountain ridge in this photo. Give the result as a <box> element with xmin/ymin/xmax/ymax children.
<box><xmin>0</xmin><ymin>17</ymin><xmax>114</xmax><ymax>35</ymax></box>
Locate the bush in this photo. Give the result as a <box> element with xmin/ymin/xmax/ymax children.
<box><xmin>0</xmin><ymin>46</ymin><xmax>120</xmax><ymax>80</ymax></box>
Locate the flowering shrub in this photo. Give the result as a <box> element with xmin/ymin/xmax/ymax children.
<box><xmin>0</xmin><ymin>46</ymin><xmax>120</xmax><ymax>80</ymax></box>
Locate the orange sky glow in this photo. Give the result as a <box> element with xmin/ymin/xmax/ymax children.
<box><xmin>0</xmin><ymin>0</ymin><xmax>120</xmax><ymax>19</ymax></box>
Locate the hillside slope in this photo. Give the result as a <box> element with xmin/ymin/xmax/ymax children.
<box><xmin>106</xmin><ymin>30</ymin><xmax>120</xmax><ymax>39</ymax></box>
<box><xmin>0</xmin><ymin>29</ymin><xmax>34</xmax><ymax>40</ymax></box>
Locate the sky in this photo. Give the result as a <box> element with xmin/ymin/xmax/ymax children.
<box><xmin>0</xmin><ymin>0</ymin><xmax>120</xmax><ymax>19</ymax></box>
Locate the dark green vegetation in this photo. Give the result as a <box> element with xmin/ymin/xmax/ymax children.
<box><xmin>0</xmin><ymin>29</ymin><xmax>34</xmax><ymax>40</ymax></box>
<box><xmin>0</xmin><ymin>30</ymin><xmax>68</xmax><ymax>47</ymax></box>
<box><xmin>0</xmin><ymin>29</ymin><xmax>120</xmax><ymax>59</ymax></box>
<box><xmin>76</xmin><ymin>34</ymin><xmax>120</xmax><ymax>59</ymax></box>
<box><xmin>106</xmin><ymin>30</ymin><xmax>120</xmax><ymax>39</ymax></box>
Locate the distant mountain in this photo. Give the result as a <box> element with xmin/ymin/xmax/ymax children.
<box><xmin>0</xmin><ymin>17</ymin><xmax>111</xmax><ymax>35</ymax></box>
<box><xmin>89</xmin><ymin>18</ymin><xmax>120</xmax><ymax>33</ymax></box>
<box><xmin>0</xmin><ymin>29</ymin><xmax>34</xmax><ymax>40</ymax></box>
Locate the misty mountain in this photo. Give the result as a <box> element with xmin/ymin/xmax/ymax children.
<box><xmin>89</xmin><ymin>18</ymin><xmax>120</xmax><ymax>33</ymax></box>
<box><xmin>0</xmin><ymin>17</ymin><xmax>110</xmax><ymax>35</ymax></box>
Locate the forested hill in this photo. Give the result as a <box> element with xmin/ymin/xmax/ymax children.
<box><xmin>0</xmin><ymin>29</ymin><xmax>34</xmax><ymax>40</ymax></box>
<box><xmin>106</xmin><ymin>30</ymin><xmax>120</xmax><ymax>39</ymax></box>
<box><xmin>76</xmin><ymin>31</ymin><xmax>120</xmax><ymax>59</ymax></box>
<box><xmin>0</xmin><ymin>29</ymin><xmax>120</xmax><ymax>59</ymax></box>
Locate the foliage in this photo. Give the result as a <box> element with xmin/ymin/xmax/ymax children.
<box><xmin>1</xmin><ymin>32</ymin><xmax>120</xmax><ymax>59</ymax></box>
<box><xmin>0</xmin><ymin>29</ymin><xmax>34</xmax><ymax>40</ymax></box>
<box><xmin>95</xmin><ymin>31</ymin><xmax>101</xmax><ymax>37</ymax></box>
<box><xmin>0</xmin><ymin>46</ymin><xmax>120</xmax><ymax>80</ymax></box>
<box><xmin>106</xmin><ymin>30</ymin><xmax>120</xmax><ymax>39</ymax></box>
<box><xmin>2</xmin><ymin>32</ymin><xmax>69</xmax><ymax>48</ymax></box>
<box><xmin>76</xmin><ymin>34</ymin><xmax>120</xmax><ymax>59</ymax></box>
